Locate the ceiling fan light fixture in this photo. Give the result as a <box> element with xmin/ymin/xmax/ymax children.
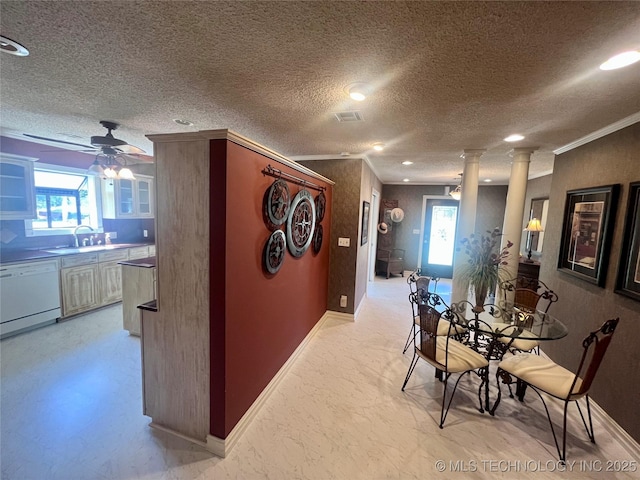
<box><xmin>504</xmin><ymin>134</ymin><xmax>525</xmax><ymax>142</ymax></box>
<box><xmin>600</xmin><ymin>51</ymin><xmax>640</xmax><ymax>70</ymax></box>
<box><xmin>103</xmin><ymin>166</ymin><xmax>118</xmax><ymax>179</ymax></box>
<box><xmin>118</xmin><ymin>167</ymin><xmax>135</xmax><ymax>180</ymax></box>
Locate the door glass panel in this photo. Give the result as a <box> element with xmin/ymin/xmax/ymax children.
<box><xmin>427</xmin><ymin>206</ymin><xmax>458</xmax><ymax>266</ymax></box>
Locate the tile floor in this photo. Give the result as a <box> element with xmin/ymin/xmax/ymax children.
<box><xmin>1</xmin><ymin>275</ymin><xmax>637</xmax><ymax>479</ymax></box>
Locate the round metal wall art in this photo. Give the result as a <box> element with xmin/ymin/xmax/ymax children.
<box><xmin>264</xmin><ymin>229</ymin><xmax>286</xmax><ymax>274</ymax></box>
<box><xmin>264</xmin><ymin>178</ymin><xmax>291</xmax><ymax>229</ymax></box>
<box><xmin>286</xmin><ymin>189</ymin><xmax>316</xmax><ymax>257</ymax></box>
<box><xmin>312</xmin><ymin>223</ymin><xmax>323</xmax><ymax>254</ymax></box>
<box><xmin>315</xmin><ymin>191</ymin><xmax>326</xmax><ymax>222</ymax></box>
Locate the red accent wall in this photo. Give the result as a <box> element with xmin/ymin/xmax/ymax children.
<box><xmin>209</xmin><ymin>140</ymin><xmax>332</xmax><ymax>438</ymax></box>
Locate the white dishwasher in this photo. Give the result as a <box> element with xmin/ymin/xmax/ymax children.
<box><xmin>0</xmin><ymin>259</ymin><xmax>61</xmax><ymax>339</ymax></box>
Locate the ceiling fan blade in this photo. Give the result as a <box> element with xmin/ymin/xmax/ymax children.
<box><xmin>116</xmin><ymin>144</ymin><xmax>146</xmax><ymax>155</ymax></box>
<box><xmin>23</xmin><ymin>134</ymin><xmax>93</xmax><ymax>149</ymax></box>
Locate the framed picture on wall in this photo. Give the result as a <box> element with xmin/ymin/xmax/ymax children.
<box><xmin>361</xmin><ymin>201</ymin><xmax>370</xmax><ymax>246</ymax></box>
<box><xmin>615</xmin><ymin>181</ymin><xmax>640</xmax><ymax>301</ymax></box>
<box><xmin>558</xmin><ymin>184</ymin><xmax>619</xmax><ymax>286</ymax></box>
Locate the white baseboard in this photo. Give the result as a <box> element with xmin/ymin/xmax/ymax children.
<box><xmin>590</xmin><ymin>400</ymin><xmax>640</xmax><ymax>459</ymax></box>
<box><xmin>205</xmin><ymin>310</ymin><xmax>332</xmax><ymax>457</ymax></box>
<box><xmin>354</xmin><ymin>295</ymin><xmax>365</xmax><ymax>320</ymax></box>
<box><xmin>326</xmin><ymin>310</ymin><xmax>355</xmax><ymax>322</ymax></box>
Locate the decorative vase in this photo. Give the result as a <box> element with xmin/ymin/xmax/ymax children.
<box><xmin>473</xmin><ymin>284</ymin><xmax>488</xmax><ymax>313</ymax></box>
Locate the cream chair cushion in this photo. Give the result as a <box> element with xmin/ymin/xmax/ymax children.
<box><xmin>499</xmin><ymin>353</ymin><xmax>584</xmax><ymax>400</ymax></box>
<box><xmin>417</xmin><ymin>337</ymin><xmax>488</xmax><ymax>374</ymax></box>
<box><xmin>492</xmin><ymin>322</ymin><xmax>540</xmax><ymax>352</ymax></box>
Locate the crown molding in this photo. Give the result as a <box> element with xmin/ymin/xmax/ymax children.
<box><xmin>553</xmin><ymin>112</ymin><xmax>640</xmax><ymax>155</ymax></box>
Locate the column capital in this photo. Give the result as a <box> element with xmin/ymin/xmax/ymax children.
<box><xmin>509</xmin><ymin>147</ymin><xmax>539</xmax><ymax>159</ymax></box>
<box><xmin>460</xmin><ymin>149</ymin><xmax>486</xmax><ymax>161</ymax></box>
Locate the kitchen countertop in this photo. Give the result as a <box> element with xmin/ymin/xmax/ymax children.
<box><xmin>0</xmin><ymin>243</ymin><xmax>155</xmax><ymax>265</ymax></box>
<box><xmin>119</xmin><ymin>256</ymin><xmax>156</xmax><ymax>268</ymax></box>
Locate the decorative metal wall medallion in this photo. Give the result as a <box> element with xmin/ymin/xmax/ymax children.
<box><xmin>313</xmin><ymin>223</ymin><xmax>323</xmax><ymax>254</ymax></box>
<box><xmin>264</xmin><ymin>178</ymin><xmax>291</xmax><ymax>228</ymax></box>
<box><xmin>264</xmin><ymin>229</ymin><xmax>286</xmax><ymax>274</ymax></box>
<box><xmin>286</xmin><ymin>189</ymin><xmax>316</xmax><ymax>257</ymax></box>
<box><xmin>315</xmin><ymin>191</ymin><xmax>326</xmax><ymax>222</ymax></box>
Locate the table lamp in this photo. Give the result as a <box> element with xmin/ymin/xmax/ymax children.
<box><xmin>524</xmin><ymin>218</ymin><xmax>544</xmax><ymax>262</ymax></box>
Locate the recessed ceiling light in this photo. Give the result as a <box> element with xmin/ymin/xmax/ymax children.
<box><xmin>504</xmin><ymin>134</ymin><xmax>525</xmax><ymax>142</ymax></box>
<box><xmin>372</xmin><ymin>142</ymin><xmax>385</xmax><ymax>151</ymax></box>
<box><xmin>173</xmin><ymin>118</ymin><xmax>194</xmax><ymax>126</ymax></box>
<box><xmin>0</xmin><ymin>36</ymin><xmax>29</xmax><ymax>56</ymax></box>
<box><xmin>600</xmin><ymin>51</ymin><xmax>640</xmax><ymax>70</ymax></box>
<box><xmin>403</xmin><ymin>178</ymin><xmax>410</xmax><ymax>182</ymax></box>
<box><xmin>484</xmin><ymin>179</ymin><xmax>493</xmax><ymax>183</ymax></box>
<box><xmin>346</xmin><ymin>83</ymin><xmax>370</xmax><ymax>101</ymax></box>
<box><xmin>402</xmin><ymin>161</ymin><xmax>413</xmax><ymax>165</ymax></box>
<box><xmin>340</xmin><ymin>152</ymin><xmax>350</xmax><ymax>156</ymax></box>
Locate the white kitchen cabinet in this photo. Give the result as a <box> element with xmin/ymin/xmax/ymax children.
<box><xmin>99</xmin><ymin>262</ymin><xmax>123</xmax><ymax>305</ymax></box>
<box><xmin>97</xmin><ymin>249</ymin><xmax>128</xmax><ymax>306</ymax></box>
<box><xmin>121</xmin><ymin>263</ymin><xmax>156</xmax><ymax>336</ymax></box>
<box><xmin>61</xmin><ymin>264</ymin><xmax>100</xmax><ymax>316</ymax></box>
<box><xmin>0</xmin><ymin>154</ymin><xmax>36</xmax><ymax>220</ymax></box>
<box><xmin>101</xmin><ymin>175</ymin><xmax>154</xmax><ymax>219</ymax></box>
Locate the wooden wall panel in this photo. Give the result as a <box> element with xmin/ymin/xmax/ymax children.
<box><xmin>152</xmin><ymin>139</ymin><xmax>210</xmax><ymax>441</ymax></box>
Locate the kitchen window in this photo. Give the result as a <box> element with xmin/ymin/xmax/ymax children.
<box><xmin>24</xmin><ymin>165</ymin><xmax>103</xmax><ymax>236</ymax></box>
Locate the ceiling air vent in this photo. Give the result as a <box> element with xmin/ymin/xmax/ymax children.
<box><xmin>334</xmin><ymin>111</ymin><xmax>364</xmax><ymax>122</ymax></box>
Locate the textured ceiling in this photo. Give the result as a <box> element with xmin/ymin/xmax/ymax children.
<box><xmin>1</xmin><ymin>1</ymin><xmax>639</xmax><ymax>184</ymax></box>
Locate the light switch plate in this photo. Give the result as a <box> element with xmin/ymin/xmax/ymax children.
<box><xmin>413</xmin><ymin>229</ymin><xmax>420</xmax><ymax>234</ymax></box>
<box><xmin>338</xmin><ymin>237</ymin><xmax>350</xmax><ymax>247</ymax></box>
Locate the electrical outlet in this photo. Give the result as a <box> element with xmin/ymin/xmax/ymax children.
<box><xmin>338</xmin><ymin>237</ymin><xmax>350</xmax><ymax>247</ymax></box>
<box><xmin>108</xmin><ymin>231</ymin><xmax>117</xmax><ymax>239</ymax></box>
<box><xmin>413</xmin><ymin>229</ymin><xmax>420</xmax><ymax>234</ymax></box>
<box><xmin>143</xmin><ymin>229</ymin><xmax>148</xmax><ymax>238</ymax></box>
<box><xmin>340</xmin><ymin>295</ymin><xmax>347</xmax><ymax>307</ymax></box>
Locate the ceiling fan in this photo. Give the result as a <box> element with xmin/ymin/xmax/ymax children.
<box><xmin>24</xmin><ymin>120</ymin><xmax>146</xmax><ymax>155</ymax></box>
<box><xmin>24</xmin><ymin>120</ymin><xmax>149</xmax><ymax>179</ymax></box>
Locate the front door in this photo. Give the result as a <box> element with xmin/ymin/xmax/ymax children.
<box><xmin>420</xmin><ymin>199</ymin><xmax>459</xmax><ymax>278</ymax></box>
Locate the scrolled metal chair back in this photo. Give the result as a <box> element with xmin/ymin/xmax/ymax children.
<box><xmin>571</xmin><ymin>318</ymin><xmax>619</xmax><ymax>397</ymax></box>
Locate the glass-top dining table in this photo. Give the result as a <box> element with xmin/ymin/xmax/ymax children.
<box><xmin>449</xmin><ymin>300</ymin><xmax>569</xmax><ymax>413</ymax></box>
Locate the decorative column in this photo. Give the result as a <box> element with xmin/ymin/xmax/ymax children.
<box><xmin>451</xmin><ymin>149</ymin><xmax>485</xmax><ymax>306</ymax></box>
<box><xmin>500</xmin><ymin>147</ymin><xmax>538</xmax><ymax>289</ymax></box>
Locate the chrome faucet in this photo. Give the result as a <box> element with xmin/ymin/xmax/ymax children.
<box><xmin>73</xmin><ymin>224</ymin><xmax>94</xmax><ymax>247</ymax></box>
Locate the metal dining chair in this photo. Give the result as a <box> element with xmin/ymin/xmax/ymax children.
<box><xmin>491</xmin><ymin>318</ymin><xmax>619</xmax><ymax>463</ymax></box>
<box><xmin>403</xmin><ymin>277</ymin><xmax>465</xmax><ymax>354</ymax></box>
<box><xmin>402</xmin><ymin>300</ymin><xmax>488</xmax><ymax>428</ymax></box>
<box><xmin>498</xmin><ymin>278</ymin><xmax>559</xmax><ymax>354</ymax></box>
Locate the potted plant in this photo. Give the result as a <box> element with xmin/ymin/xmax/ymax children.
<box><xmin>457</xmin><ymin>227</ymin><xmax>513</xmax><ymax>313</ymax></box>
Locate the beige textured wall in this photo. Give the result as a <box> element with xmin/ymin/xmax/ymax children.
<box><xmin>542</xmin><ymin>122</ymin><xmax>640</xmax><ymax>442</ymax></box>
<box><xmin>298</xmin><ymin>158</ymin><xmax>362</xmax><ymax>313</ymax></box>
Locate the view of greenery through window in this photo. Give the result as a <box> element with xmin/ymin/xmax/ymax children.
<box><xmin>27</xmin><ymin>168</ymin><xmax>100</xmax><ymax>234</ymax></box>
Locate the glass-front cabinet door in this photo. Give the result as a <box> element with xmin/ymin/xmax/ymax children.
<box><xmin>0</xmin><ymin>155</ymin><xmax>36</xmax><ymax>220</ymax></box>
<box><xmin>118</xmin><ymin>179</ymin><xmax>135</xmax><ymax>216</ymax></box>
<box><xmin>136</xmin><ymin>177</ymin><xmax>153</xmax><ymax>217</ymax></box>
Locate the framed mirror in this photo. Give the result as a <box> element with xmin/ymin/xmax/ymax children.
<box><xmin>529</xmin><ymin>197</ymin><xmax>549</xmax><ymax>252</ymax></box>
